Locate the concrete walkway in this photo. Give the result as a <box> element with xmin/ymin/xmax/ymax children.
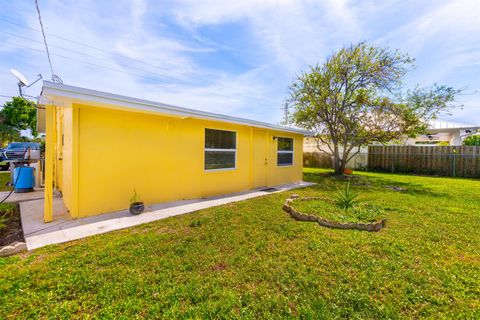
<box><xmin>0</xmin><ymin>189</ymin><xmax>45</xmax><ymax>203</ymax></box>
<box><xmin>20</xmin><ymin>182</ymin><xmax>315</xmax><ymax>250</ymax></box>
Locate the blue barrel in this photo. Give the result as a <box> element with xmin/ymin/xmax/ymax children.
<box><xmin>13</xmin><ymin>166</ymin><xmax>35</xmax><ymax>193</ymax></box>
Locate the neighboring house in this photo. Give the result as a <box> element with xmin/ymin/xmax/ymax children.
<box><xmin>38</xmin><ymin>82</ymin><xmax>310</xmax><ymax>222</ymax></box>
<box><xmin>405</xmin><ymin>119</ymin><xmax>480</xmax><ymax>145</ymax></box>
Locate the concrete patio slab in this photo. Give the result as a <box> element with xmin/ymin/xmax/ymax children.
<box><xmin>20</xmin><ymin>195</ymin><xmax>69</xmax><ymax>235</ymax></box>
<box><xmin>0</xmin><ymin>189</ymin><xmax>45</xmax><ymax>203</ymax></box>
<box><xmin>20</xmin><ymin>181</ymin><xmax>315</xmax><ymax>250</ymax></box>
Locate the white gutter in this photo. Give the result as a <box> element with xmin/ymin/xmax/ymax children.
<box><xmin>427</xmin><ymin>127</ymin><xmax>480</xmax><ymax>133</ymax></box>
<box><xmin>40</xmin><ymin>81</ymin><xmax>313</xmax><ymax>136</ymax></box>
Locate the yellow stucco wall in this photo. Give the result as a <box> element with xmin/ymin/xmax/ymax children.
<box><xmin>54</xmin><ymin>107</ymin><xmax>63</xmax><ymax>192</ymax></box>
<box><xmin>43</xmin><ymin>105</ymin><xmax>55</xmax><ymax>222</ymax></box>
<box><xmin>55</xmin><ymin>103</ymin><xmax>303</xmax><ymax>218</ymax></box>
<box><xmin>59</xmin><ymin>106</ymin><xmax>74</xmax><ymax>215</ymax></box>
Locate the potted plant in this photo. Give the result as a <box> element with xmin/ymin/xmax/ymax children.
<box><xmin>129</xmin><ymin>189</ymin><xmax>144</xmax><ymax>215</ymax></box>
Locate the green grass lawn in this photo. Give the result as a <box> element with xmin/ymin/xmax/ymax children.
<box><xmin>0</xmin><ymin>171</ymin><xmax>12</xmax><ymax>192</ymax></box>
<box><xmin>292</xmin><ymin>196</ymin><xmax>385</xmax><ymax>223</ymax></box>
<box><xmin>1</xmin><ymin>168</ymin><xmax>479</xmax><ymax>319</ymax></box>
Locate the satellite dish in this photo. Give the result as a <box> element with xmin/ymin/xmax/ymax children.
<box><xmin>10</xmin><ymin>69</ymin><xmax>29</xmax><ymax>86</ymax></box>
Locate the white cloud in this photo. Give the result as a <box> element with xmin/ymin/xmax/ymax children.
<box><xmin>1</xmin><ymin>0</ymin><xmax>480</xmax><ymax>125</ymax></box>
<box><xmin>169</xmin><ymin>0</ymin><xmax>365</xmax><ymax>72</ymax></box>
<box><xmin>376</xmin><ymin>0</ymin><xmax>480</xmax><ymax>81</ymax></box>
<box><xmin>372</xmin><ymin>0</ymin><xmax>480</xmax><ymax>123</ymax></box>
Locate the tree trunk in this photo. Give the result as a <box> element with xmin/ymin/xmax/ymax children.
<box><xmin>339</xmin><ymin>148</ymin><xmax>350</xmax><ymax>175</ymax></box>
<box><xmin>338</xmin><ymin>159</ymin><xmax>346</xmax><ymax>175</ymax></box>
<box><xmin>333</xmin><ymin>145</ymin><xmax>343</xmax><ymax>175</ymax></box>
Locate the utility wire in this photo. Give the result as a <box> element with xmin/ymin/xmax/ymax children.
<box><xmin>0</xmin><ymin>16</ymin><xmax>185</xmax><ymax>74</ymax></box>
<box><xmin>0</xmin><ymin>94</ymin><xmax>37</xmax><ymax>99</ymax></box>
<box><xmin>1</xmin><ymin>39</ymin><xmax>277</xmax><ymax>105</ymax></box>
<box><xmin>0</xmin><ymin>17</ymin><xmax>278</xmax><ymax>104</ymax></box>
<box><xmin>0</xmin><ymin>30</ymin><xmax>227</xmax><ymax>91</ymax></box>
<box><xmin>0</xmin><ymin>30</ymin><xmax>229</xmax><ymax>90</ymax></box>
<box><xmin>0</xmin><ymin>16</ymin><xmax>205</xmax><ymax>78</ymax></box>
<box><xmin>0</xmin><ymin>30</ymin><xmax>182</xmax><ymax>83</ymax></box>
<box><xmin>0</xmin><ymin>39</ymin><xmax>171</xmax><ymax>84</ymax></box>
<box><xmin>34</xmin><ymin>0</ymin><xmax>62</xmax><ymax>83</ymax></box>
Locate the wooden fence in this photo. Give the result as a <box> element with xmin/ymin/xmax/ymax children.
<box><xmin>368</xmin><ymin>145</ymin><xmax>480</xmax><ymax>178</ymax></box>
<box><xmin>303</xmin><ymin>152</ymin><xmax>369</xmax><ymax>170</ymax></box>
<box><xmin>303</xmin><ymin>152</ymin><xmax>333</xmax><ymax>168</ymax></box>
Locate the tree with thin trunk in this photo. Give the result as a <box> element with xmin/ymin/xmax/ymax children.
<box><xmin>288</xmin><ymin>42</ymin><xmax>461</xmax><ymax>175</ymax></box>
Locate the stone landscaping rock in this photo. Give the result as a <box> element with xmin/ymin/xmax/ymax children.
<box><xmin>0</xmin><ymin>241</ymin><xmax>27</xmax><ymax>257</ymax></box>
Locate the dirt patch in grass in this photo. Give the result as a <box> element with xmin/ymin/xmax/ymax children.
<box><xmin>211</xmin><ymin>262</ymin><xmax>228</xmax><ymax>272</ymax></box>
<box><xmin>0</xmin><ymin>203</ymin><xmax>24</xmax><ymax>247</ymax></box>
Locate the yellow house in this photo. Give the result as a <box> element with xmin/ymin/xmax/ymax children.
<box><xmin>38</xmin><ymin>82</ymin><xmax>310</xmax><ymax>222</ymax></box>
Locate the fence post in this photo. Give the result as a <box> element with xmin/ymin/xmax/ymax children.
<box><xmin>452</xmin><ymin>148</ymin><xmax>457</xmax><ymax>177</ymax></box>
<box><xmin>392</xmin><ymin>146</ymin><xmax>395</xmax><ymax>173</ymax></box>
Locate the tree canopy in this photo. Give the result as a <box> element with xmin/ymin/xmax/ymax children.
<box><xmin>288</xmin><ymin>42</ymin><xmax>461</xmax><ymax>174</ymax></box>
<box><xmin>0</xmin><ymin>97</ymin><xmax>38</xmax><ymax>146</ymax></box>
<box><xmin>0</xmin><ymin>123</ymin><xmax>21</xmax><ymax>147</ymax></box>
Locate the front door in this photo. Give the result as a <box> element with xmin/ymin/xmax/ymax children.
<box><xmin>252</xmin><ymin>129</ymin><xmax>268</xmax><ymax>188</ymax></box>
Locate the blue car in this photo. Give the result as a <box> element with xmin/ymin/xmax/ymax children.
<box><xmin>3</xmin><ymin>142</ymin><xmax>41</xmax><ymax>161</ymax></box>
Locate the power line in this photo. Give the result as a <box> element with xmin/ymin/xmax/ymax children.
<box><xmin>0</xmin><ymin>20</ymin><xmax>219</xmax><ymax>88</ymax></box>
<box><xmin>0</xmin><ymin>39</ymin><xmax>172</xmax><ymax>84</ymax></box>
<box><xmin>0</xmin><ymin>30</ymin><xmax>185</xmax><ymax>83</ymax></box>
<box><xmin>34</xmin><ymin>0</ymin><xmax>62</xmax><ymax>83</ymax></box>
<box><xmin>0</xmin><ymin>16</ymin><xmax>196</xmax><ymax>75</ymax></box>
<box><xmin>0</xmin><ymin>29</ymin><xmax>250</xmax><ymax>93</ymax></box>
<box><xmin>0</xmin><ymin>17</ymin><xmax>278</xmax><ymax>105</ymax></box>
<box><xmin>0</xmin><ymin>94</ymin><xmax>37</xmax><ymax>99</ymax></box>
<box><xmin>0</xmin><ymin>29</ymin><xmax>230</xmax><ymax>91</ymax></box>
<box><xmin>0</xmin><ymin>39</ymin><xmax>279</xmax><ymax>105</ymax></box>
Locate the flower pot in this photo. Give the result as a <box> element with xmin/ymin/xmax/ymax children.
<box><xmin>343</xmin><ymin>169</ymin><xmax>353</xmax><ymax>175</ymax></box>
<box><xmin>129</xmin><ymin>202</ymin><xmax>144</xmax><ymax>215</ymax></box>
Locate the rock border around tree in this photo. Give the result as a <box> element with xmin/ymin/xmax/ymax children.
<box><xmin>283</xmin><ymin>195</ymin><xmax>387</xmax><ymax>232</ymax></box>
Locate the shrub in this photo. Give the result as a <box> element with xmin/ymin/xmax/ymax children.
<box><xmin>0</xmin><ymin>215</ymin><xmax>7</xmax><ymax>230</ymax></box>
<box><xmin>335</xmin><ymin>181</ymin><xmax>359</xmax><ymax>209</ymax></box>
<box><xmin>463</xmin><ymin>135</ymin><xmax>480</xmax><ymax>146</ymax></box>
<box><xmin>0</xmin><ymin>203</ymin><xmax>16</xmax><ymax>230</ymax></box>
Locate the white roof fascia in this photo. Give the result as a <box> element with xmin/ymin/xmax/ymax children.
<box><xmin>41</xmin><ymin>81</ymin><xmax>313</xmax><ymax>136</ymax></box>
<box><xmin>427</xmin><ymin>126</ymin><xmax>480</xmax><ymax>133</ymax></box>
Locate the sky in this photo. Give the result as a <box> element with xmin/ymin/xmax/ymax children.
<box><xmin>1</xmin><ymin>0</ymin><xmax>480</xmax><ymax>125</ymax></box>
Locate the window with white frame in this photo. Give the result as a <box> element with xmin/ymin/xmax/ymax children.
<box><xmin>277</xmin><ymin>137</ymin><xmax>294</xmax><ymax>166</ymax></box>
<box><xmin>205</xmin><ymin>128</ymin><xmax>236</xmax><ymax>170</ymax></box>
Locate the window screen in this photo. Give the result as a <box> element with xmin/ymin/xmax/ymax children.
<box><xmin>277</xmin><ymin>137</ymin><xmax>293</xmax><ymax>166</ymax></box>
<box><xmin>205</xmin><ymin>129</ymin><xmax>236</xmax><ymax>170</ymax></box>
